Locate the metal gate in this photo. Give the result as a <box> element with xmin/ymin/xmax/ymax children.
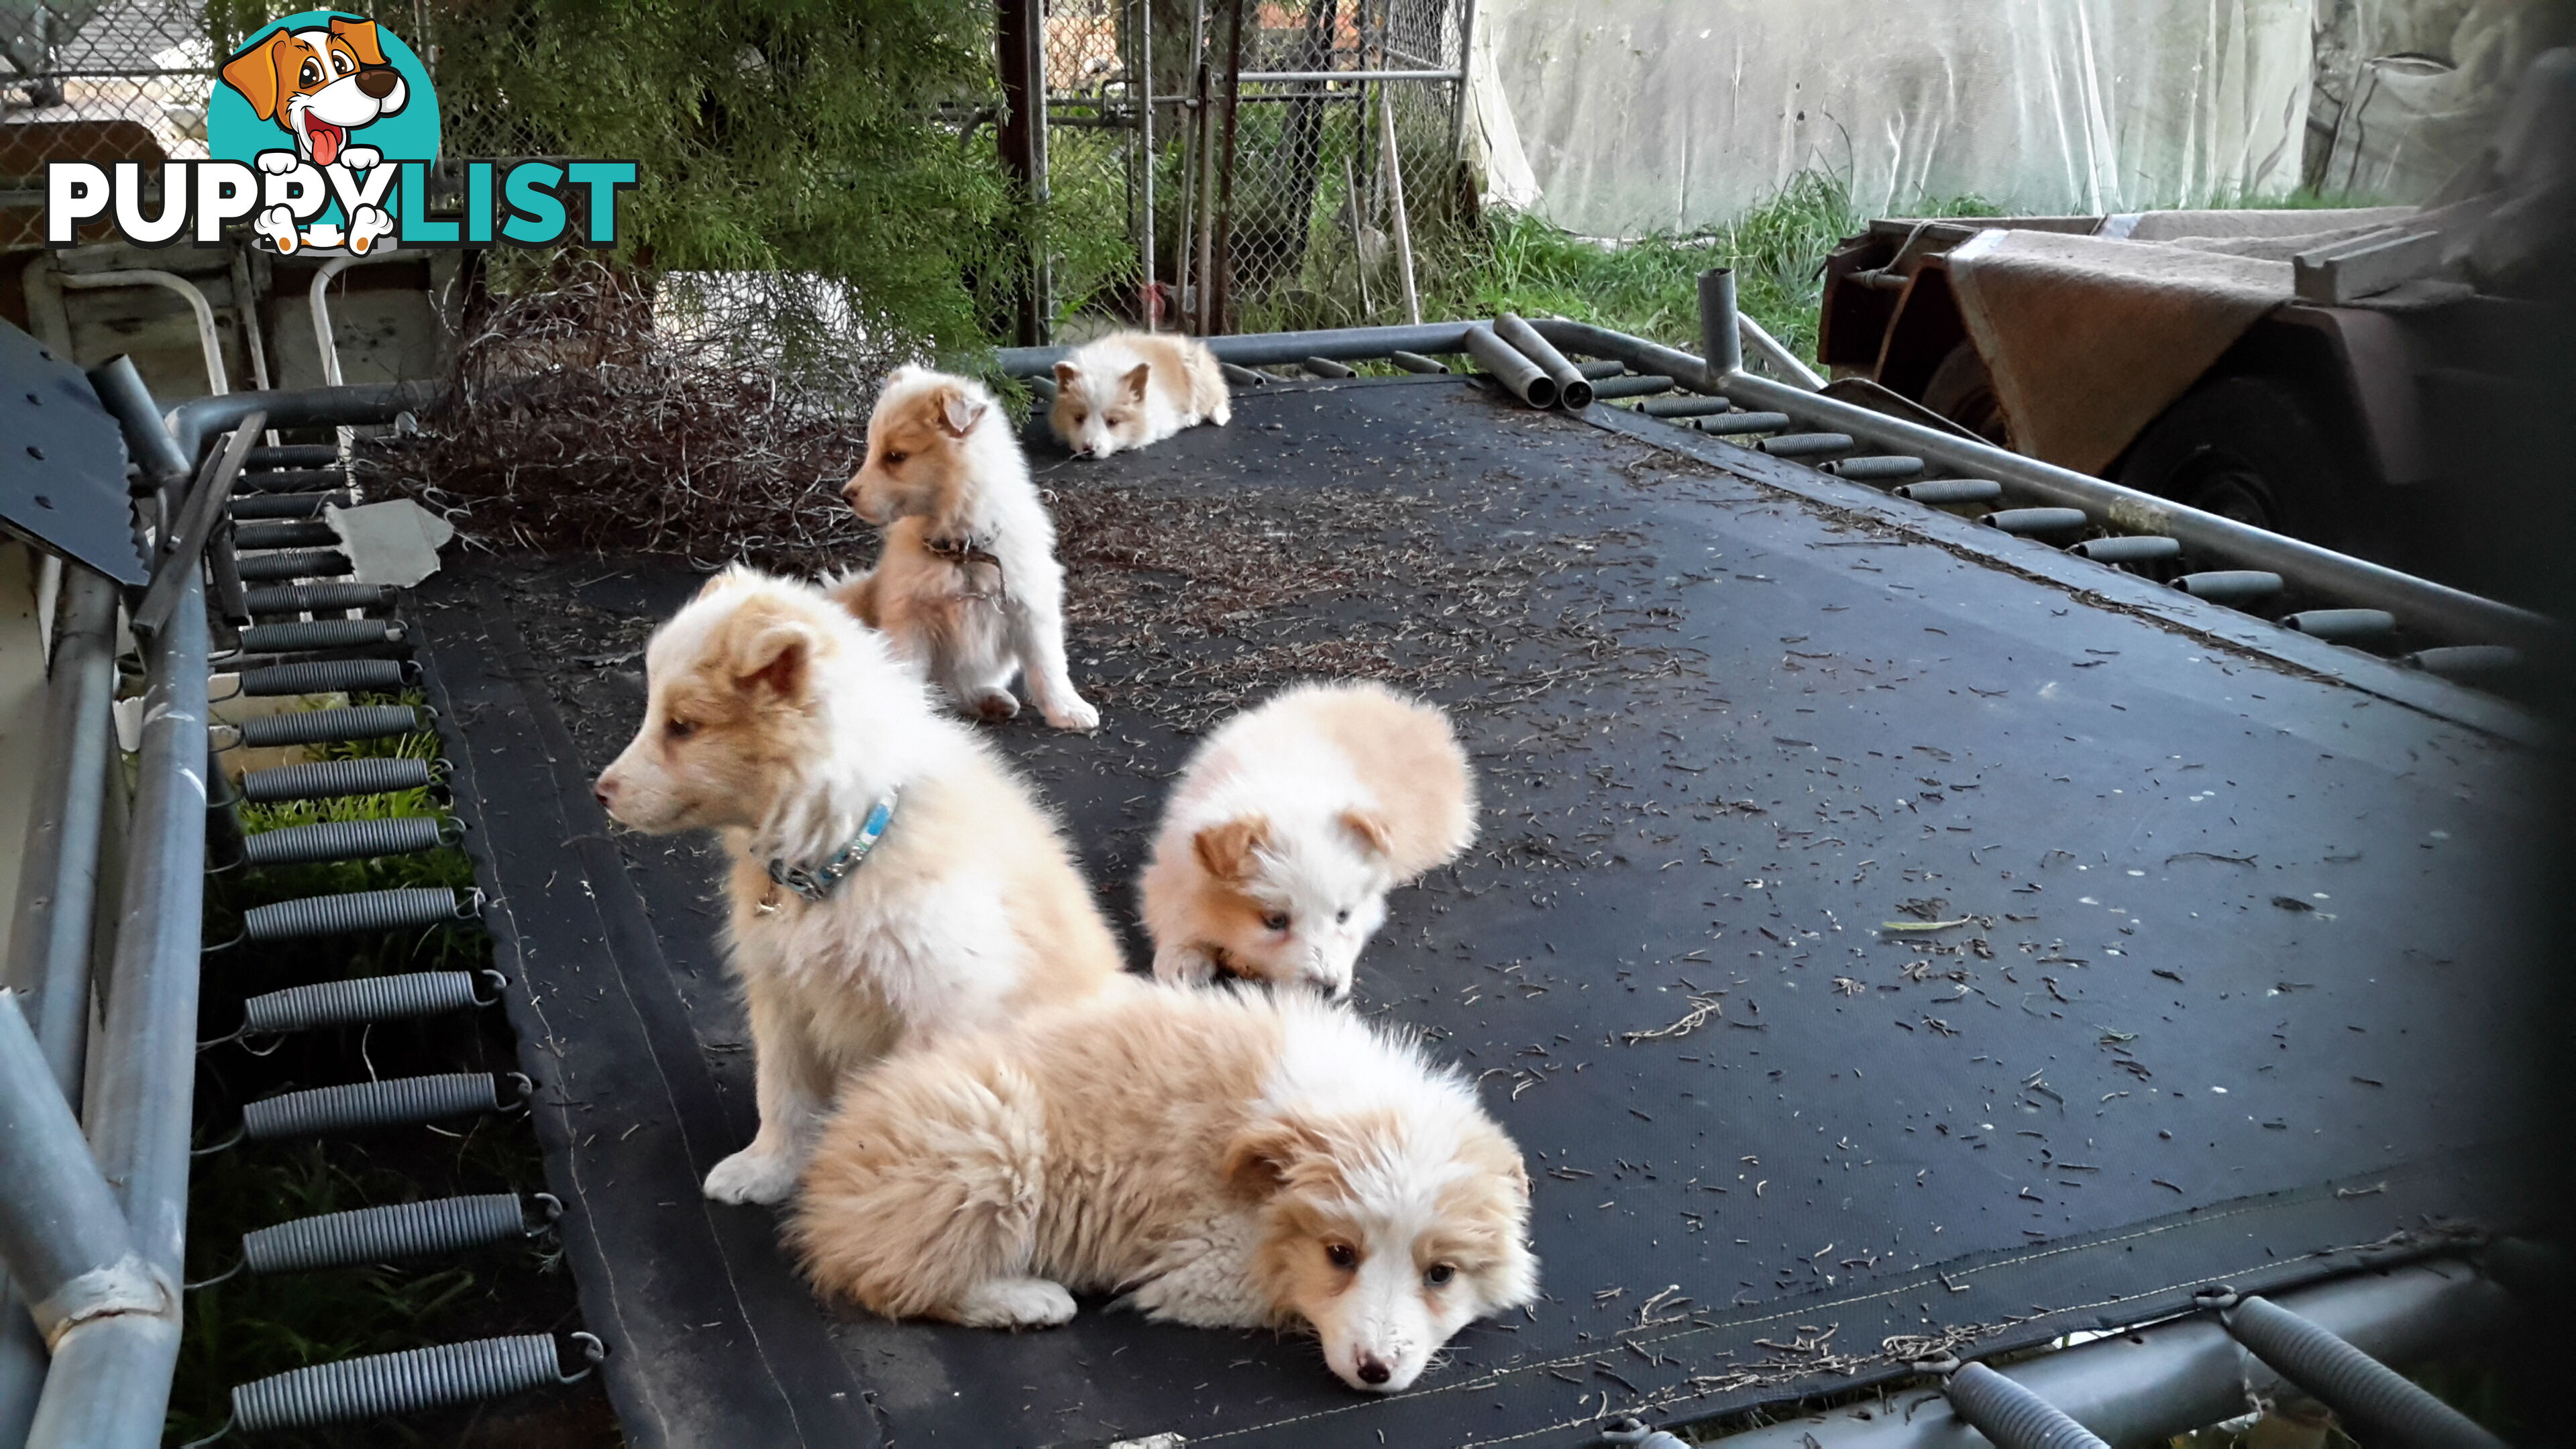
<box><xmin>1032</xmin><ymin>0</ymin><xmax>1471</xmax><ymax>338</ymax></box>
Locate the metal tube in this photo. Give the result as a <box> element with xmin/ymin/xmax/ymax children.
<box><xmin>1378</xmin><ymin>85</ymin><xmax>1420</xmax><ymax>325</ymax></box>
<box><xmin>162</xmin><ymin>382</ymin><xmax>439</xmax><ymax>470</ymax></box>
<box><xmin>83</xmin><ymin>358</ymin><xmax>190</xmax><ymax>486</ymax></box>
<box><xmin>1137</xmin><ymin>0</ymin><xmax>1155</xmax><ymax>329</ymax></box>
<box><xmin>1529</xmin><ymin>316</ymin><xmax>2558</xmax><ymax>653</ymax></box>
<box><xmin>130</xmin><ymin>413</ymin><xmax>262</xmax><ymax>642</ymax></box>
<box><xmin>1737</xmin><ymin>309</ymin><xmax>1824</xmax><ymax>390</ymax></box>
<box><xmin>998</xmin><ymin>321</ymin><xmax>1476</xmax><ymax>374</ymax></box>
<box><xmin>1463</xmin><ymin>325</ymin><xmax>1557</xmax><ymax>408</ymax></box>
<box><xmin>55</xmin><ymin>272</ymin><xmax>227</xmax><ymax>396</ymax></box>
<box><xmin>1697</xmin><ymin>269</ymin><xmax>1741</xmax><ymax>382</ymax></box>
<box><xmin>0</xmin><ymin>993</ymin><xmax>156</xmax><ymax>1336</ymax></box>
<box><xmin>1707</xmin><ymin>1263</ymin><xmax>2509</xmax><ymax>1449</ymax></box>
<box><xmin>1450</xmin><ymin>0</ymin><xmax>1480</xmax><ymax>160</ymax></box>
<box><xmin>2</xmin><ymin>568</ymin><xmax>117</xmax><ymax>1100</ymax></box>
<box><xmin>1494</xmin><ymin>313</ymin><xmax>1591</xmax><ymax>409</ymax></box>
<box><xmin>1235</xmin><ymin>68</ymin><xmax>1462</xmax><ymax>83</ymax></box>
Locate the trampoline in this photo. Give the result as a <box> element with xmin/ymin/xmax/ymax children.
<box><xmin>408</xmin><ymin>368</ymin><xmax>2548</xmax><ymax>1448</ymax></box>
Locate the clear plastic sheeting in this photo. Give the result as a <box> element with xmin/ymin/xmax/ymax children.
<box><xmin>1468</xmin><ymin>0</ymin><xmax>2315</xmax><ymax>237</ymax></box>
<box><xmin>2312</xmin><ymin>0</ymin><xmax>2575</xmax><ymax>202</ymax></box>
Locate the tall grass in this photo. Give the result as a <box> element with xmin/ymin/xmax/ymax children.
<box><xmin>1246</xmin><ymin>168</ymin><xmax>2000</xmax><ymax>365</ymax></box>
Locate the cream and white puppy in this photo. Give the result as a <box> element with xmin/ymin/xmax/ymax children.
<box><xmin>837</xmin><ymin>366</ymin><xmax>1098</xmax><ymax>733</ymax></box>
<box><xmin>1140</xmin><ymin>682</ymin><xmax>1476</xmax><ymax>999</ymax></box>
<box><xmin>592</xmin><ymin>568</ymin><xmax>1126</xmax><ymax>1205</ymax></box>
<box><xmin>1049</xmin><ymin>331</ymin><xmax>1230</xmax><ymax>459</ymax></box>
<box><xmin>793</xmin><ymin>983</ymin><xmax>1536</xmax><ymax>1393</ymax></box>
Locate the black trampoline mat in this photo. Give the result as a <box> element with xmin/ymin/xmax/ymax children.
<box><xmin>411</xmin><ymin>376</ymin><xmax>2550</xmax><ymax>1449</ymax></box>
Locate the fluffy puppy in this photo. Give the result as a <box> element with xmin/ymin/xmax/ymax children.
<box><xmin>592</xmin><ymin>567</ymin><xmax>1126</xmax><ymax>1205</ymax></box>
<box><xmin>837</xmin><ymin>366</ymin><xmax>1098</xmax><ymax>733</ymax></box>
<box><xmin>1049</xmin><ymin>331</ymin><xmax>1230</xmax><ymax>458</ymax></box>
<box><xmin>1140</xmin><ymin>682</ymin><xmax>1476</xmax><ymax>998</ymax></box>
<box><xmin>793</xmin><ymin>984</ymin><xmax>1536</xmax><ymax>1392</ymax></box>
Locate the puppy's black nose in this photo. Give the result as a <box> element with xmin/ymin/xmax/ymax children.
<box><xmin>1356</xmin><ymin>1354</ymin><xmax>1391</xmax><ymax>1386</ymax></box>
<box><xmin>356</xmin><ymin>67</ymin><xmax>398</xmax><ymax>98</ymax></box>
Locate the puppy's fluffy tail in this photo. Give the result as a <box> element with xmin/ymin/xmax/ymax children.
<box><xmin>824</xmin><ymin>568</ymin><xmax>882</xmax><ymax>629</ymax></box>
<box><xmin>1185</xmin><ymin>338</ymin><xmax>1232</xmax><ymax>426</ymax></box>
<box><xmin>791</xmin><ymin>1042</ymin><xmax>1049</xmax><ymax>1320</ymax></box>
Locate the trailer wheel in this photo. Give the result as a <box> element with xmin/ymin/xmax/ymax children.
<box><xmin>1920</xmin><ymin>342</ymin><xmax>2012</xmax><ymax>447</ymax></box>
<box><xmin>2116</xmin><ymin>374</ymin><xmax>2350</xmax><ymax>546</ymax></box>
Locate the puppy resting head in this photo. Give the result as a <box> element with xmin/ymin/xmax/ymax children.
<box><xmin>1049</xmin><ymin>357</ymin><xmax>1152</xmax><ymax>459</ymax></box>
<box><xmin>843</xmin><ymin>366</ymin><xmax>994</xmax><ymax>531</ymax></box>
<box><xmin>1189</xmin><ymin>810</ymin><xmax>1397</xmax><ymax>1000</ymax></box>
<box><xmin>1229</xmin><ymin>1024</ymin><xmax>1536</xmax><ymax>1392</ymax></box>
<box><xmin>593</xmin><ymin>568</ymin><xmax>865</xmax><ymax>834</ymax></box>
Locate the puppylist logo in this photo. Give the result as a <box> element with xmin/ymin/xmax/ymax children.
<box><xmin>46</xmin><ymin>10</ymin><xmax>635</xmax><ymax>254</ymax></box>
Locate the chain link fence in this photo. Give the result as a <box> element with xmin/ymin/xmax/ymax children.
<box><xmin>1042</xmin><ymin>0</ymin><xmax>1469</xmax><ymax>337</ymax></box>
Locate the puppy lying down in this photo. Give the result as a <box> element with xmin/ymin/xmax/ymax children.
<box><xmin>592</xmin><ymin>566</ymin><xmax>1124</xmax><ymax>1204</ymax></box>
<box><xmin>793</xmin><ymin>983</ymin><xmax>1536</xmax><ymax>1392</ymax></box>
<box><xmin>1140</xmin><ymin>681</ymin><xmax>1477</xmax><ymax>998</ymax></box>
<box><xmin>1049</xmin><ymin>330</ymin><xmax>1230</xmax><ymax>458</ymax></box>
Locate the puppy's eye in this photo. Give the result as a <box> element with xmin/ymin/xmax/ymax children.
<box><xmin>300</xmin><ymin>60</ymin><xmax>321</xmax><ymax>86</ymax></box>
<box><xmin>1261</xmin><ymin>911</ymin><xmax>1290</xmax><ymax>932</ymax></box>
<box><xmin>1325</xmin><ymin>1243</ymin><xmax>1358</xmax><ymax>1270</ymax></box>
<box><xmin>1424</xmin><ymin>1263</ymin><xmax>1456</xmax><ymax>1287</ymax></box>
<box><xmin>1335</xmin><ymin>908</ymin><xmax>1350</xmax><ymax>924</ymax></box>
<box><xmin>665</xmin><ymin>718</ymin><xmax>699</xmax><ymax>741</ymax></box>
<box><xmin>1072</xmin><ymin>412</ymin><xmax>1088</xmax><ymax>425</ymax></box>
<box><xmin>881</xmin><ymin>449</ymin><xmax>908</xmax><ymax>466</ymax></box>
<box><xmin>332</xmin><ymin>50</ymin><xmax>353</xmax><ymax>74</ymax></box>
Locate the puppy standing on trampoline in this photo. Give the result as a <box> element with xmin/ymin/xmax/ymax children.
<box><xmin>835</xmin><ymin>366</ymin><xmax>1099</xmax><ymax>732</ymax></box>
<box><xmin>592</xmin><ymin>567</ymin><xmax>1127</xmax><ymax>1205</ymax></box>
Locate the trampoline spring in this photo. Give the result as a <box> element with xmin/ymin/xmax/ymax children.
<box><xmin>1220</xmin><ymin>362</ymin><xmax>1267</xmax><ymax>387</ymax></box>
<box><xmin>1588</xmin><ymin>374</ymin><xmax>1677</xmax><ymax>400</ymax></box>
<box><xmin>243</xmin><ymin>886</ymin><xmax>481</xmax><ymax>942</ymax></box>
<box><xmin>2283</xmin><ymin>608</ymin><xmax>2397</xmax><ymax>642</ymax></box>
<box><xmin>1301</xmin><ymin>355</ymin><xmax>1357</xmax><ymax>379</ymax></box>
<box><xmin>242</xmin><ymin>1070</ymin><xmax>529</xmax><ymax>1140</ymax></box>
<box><xmin>1823</xmin><ymin>455</ymin><xmax>1925</xmax><ymax>482</ymax></box>
<box><xmin>231</xmin><ymin>519</ymin><xmax>341</xmax><ymax>551</ymax></box>
<box><xmin>1692</xmin><ymin>410</ymin><xmax>1793</xmax><ymax>435</ymax></box>
<box><xmin>1940</xmin><ymin>1361</ymin><xmax>2111</xmax><ymax>1449</ymax></box>
<box><xmin>236</xmin><ymin>618</ymin><xmax>406</xmax><ymax>654</ymax></box>
<box><xmin>248</xmin><ymin>445</ymin><xmax>341</xmax><ymax>468</ymax></box>
<box><xmin>241</xmin><ymin>815</ymin><xmax>456</xmax><ymax>867</ymax></box>
<box><xmin>2406</xmin><ymin>644</ymin><xmax>2521</xmax><ymax>680</ymax></box>
<box><xmin>1574</xmin><ymin>359</ymin><xmax>1628</xmax><ymax>380</ymax></box>
<box><xmin>232</xmin><ymin>549</ymin><xmax>353</xmax><ymax>582</ymax></box>
<box><xmin>244</xmin><ymin>581</ymin><xmax>395</xmax><ymax>616</ymax></box>
<box><xmin>227</xmin><ymin>491</ymin><xmax>354</xmax><ymax>521</ymax></box>
<box><xmin>2216</xmin><ymin>1294</ymin><xmax>2506</xmax><ymax>1449</ymax></box>
<box><xmin>236</xmin><ymin>462</ymin><xmax>345</xmax><ymax>488</ymax></box>
<box><xmin>227</xmin><ymin>1331</ymin><xmax>603</xmax><ymax>1434</ymax></box>
<box><xmin>1893</xmin><ymin>478</ymin><xmax>2004</xmax><ymax>505</ymax></box>
<box><xmin>237</xmin><ymin>658</ymin><xmax>416</xmax><ymax>697</ymax></box>
<box><xmin>2174</xmin><ymin>570</ymin><xmax>2284</xmax><ymax>604</ymax></box>
<box><xmin>229</xmin><ymin>968</ymin><xmax>504</xmax><ymax>1039</ymax></box>
<box><xmin>1636</xmin><ymin>395</ymin><xmax>1732</xmax><ymax>418</ymax></box>
<box><xmin>1755</xmin><ymin>431</ymin><xmax>1854</xmax><ymax>458</ymax></box>
<box><xmin>1389</xmin><ymin>350</ymin><xmax>1450</xmax><ymax>374</ymax></box>
<box><xmin>240</xmin><ymin>1191</ymin><xmax>555</xmax><ymax>1276</ymax></box>
<box><xmin>240</xmin><ymin>755</ymin><xmax>440</xmax><ymax>803</ymax></box>
<box><xmin>236</xmin><ymin>704</ymin><xmax>426</xmax><ymax>750</ymax></box>
<box><xmin>2068</xmin><ymin>534</ymin><xmax>2182</xmax><ymax>564</ymax></box>
<box><xmin>1981</xmin><ymin>507</ymin><xmax>2090</xmax><ymax>537</ymax></box>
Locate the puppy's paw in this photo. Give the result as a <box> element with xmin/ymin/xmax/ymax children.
<box><xmin>1208</xmin><ymin>402</ymin><xmax>1232</xmax><ymax>427</ymax></box>
<box><xmin>1152</xmin><ymin>943</ymin><xmax>1220</xmax><ymax>986</ymax></box>
<box><xmin>347</xmin><ymin>204</ymin><xmax>396</xmax><ymax>255</ymax></box>
<box><xmin>256</xmin><ymin>150</ymin><xmax>303</xmax><ymax>176</ymax></box>
<box><xmin>1042</xmin><ymin>694</ymin><xmax>1100</xmax><ymax>733</ymax></box>
<box><xmin>956</xmin><ymin>1277</ymin><xmax>1077</xmax><ymax>1330</ymax></box>
<box><xmin>340</xmin><ymin>144</ymin><xmax>382</xmax><ymax>171</ymax></box>
<box><xmin>969</xmin><ymin>690</ymin><xmax>1021</xmax><ymax>723</ymax></box>
<box><xmin>255</xmin><ymin>205</ymin><xmax>301</xmax><ymax>254</ymax></box>
<box><xmin>703</xmin><ymin>1147</ymin><xmax>800</xmax><ymax>1205</ymax></box>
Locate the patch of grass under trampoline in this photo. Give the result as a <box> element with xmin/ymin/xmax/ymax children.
<box><xmin>174</xmin><ymin>700</ymin><xmax>602</xmax><ymax>1448</ymax></box>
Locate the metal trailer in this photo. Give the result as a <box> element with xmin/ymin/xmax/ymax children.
<box><xmin>377</xmin><ymin>281</ymin><xmax>2548</xmax><ymax>1444</ymax></box>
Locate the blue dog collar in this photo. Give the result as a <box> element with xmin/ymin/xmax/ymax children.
<box><xmin>767</xmin><ymin>792</ymin><xmax>898</xmax><ymax>903</ymax></box>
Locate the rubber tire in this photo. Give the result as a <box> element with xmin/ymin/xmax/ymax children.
<box><xmin>1919</xmin><ymin>341</ymin><xmax>2013</xmax><ymax>449</ymax></box>
<box><xmin>2116</xmin><ymin>374</ymin><xmax>2353</xmax><ymax>548</ymax></box>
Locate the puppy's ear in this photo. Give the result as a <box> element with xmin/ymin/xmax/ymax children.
<box><xmin>1338</xmin><ymin>808</ymin><xmax>1392</xmax><ymax>860</ymax></box>
<box><xmin>221</xmin><ymin>34</ymin><xmax>287</xmax><ymax>120</ymax></box>
<box><xmin>1193</xmin><ymin>815</ymin><xmax>1271</xmax><ymax>882</ymax></box>
<box><xmin>725</xmin><ymin>608</ymin><xmax>820</xmax><ymax>700</ymax></box>
<box><xmin>936</xmin><ymin>386</ymin><xmax>986</xmax><ymax>438</ymax></box>
<box><xmin>1223</xmin><ymin>1117</ymin><xmax>1326</xmax><ymax>1201</ymax></box>
<box><xmin>330</xmin><ymin>16</ymin><xmax>388</xmax><ymax>66</ymax></box>
<box><xmin>1052</xmin><ymin>361</ymin><xmax>1081</xmax><ymax>392</ymax></box>
<box><xmin>1122</xmin><ymin>362</ymin><xmax>1151</xmax><ymax>402</ymax></box>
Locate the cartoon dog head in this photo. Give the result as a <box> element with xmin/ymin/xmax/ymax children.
<box><xmin>220</xmin><ymin>17</ymin><xmax>407</xmax><ymax>168</ymax></box>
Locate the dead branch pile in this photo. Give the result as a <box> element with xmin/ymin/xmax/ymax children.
<box><xmin>366</xmin><ymin>263</ymin><xmax>884</xmax><ymax>568</ymax></box>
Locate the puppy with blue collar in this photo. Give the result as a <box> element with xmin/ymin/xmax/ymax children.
<box><xmin>593</xmin><ymin>566</ymin><xmax>1129</xmax><ymax>1205</ymax></box>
